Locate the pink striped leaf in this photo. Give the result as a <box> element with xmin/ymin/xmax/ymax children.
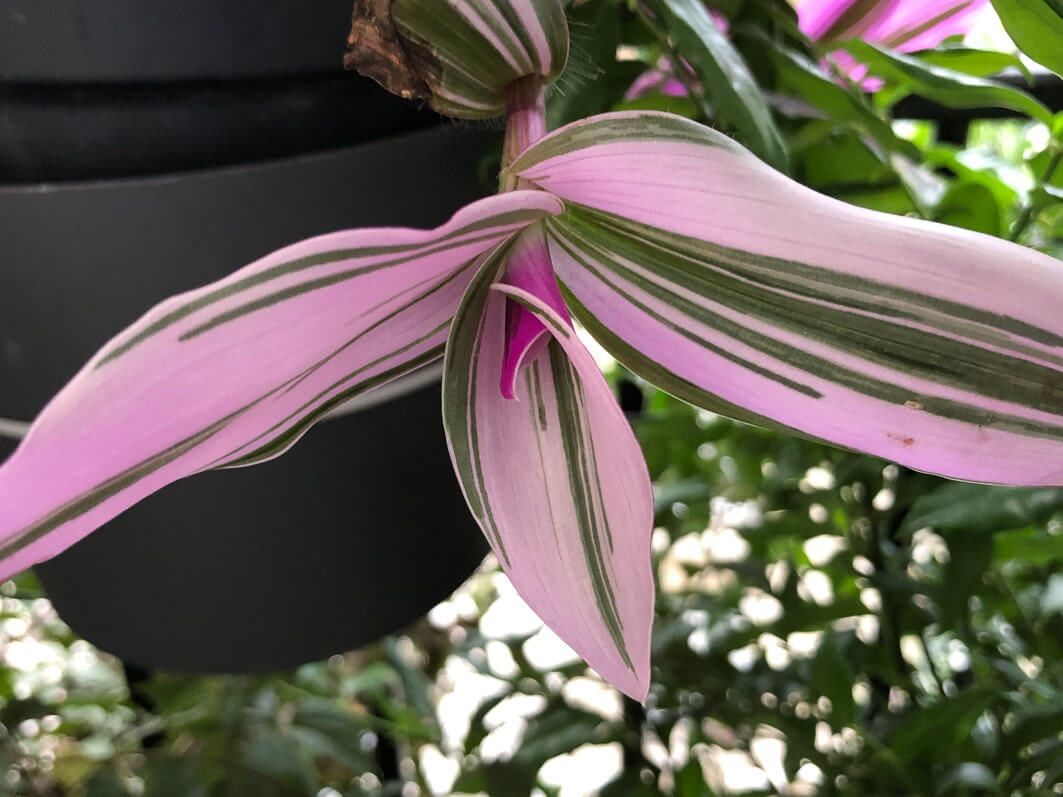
<box><xmin>0</xmin><ymin>192</ymin><xmax>561</xmax><ymax>580</ymax></box>
<box><xmin>872</xmin><ymin>0</ymin><xmax>990</xmax><ymax>52</ymax></box>
<box><xmin>442</xmin><ymin>225</ymin><xmax>654</xmax><ymax>699</ymax></box>
<box><xmin>508</xmin><ymin>111</ymin><xmax>1063</xmax><ymax>486</ymax></box>
<box><xmin>798</xmin><ymin>0</ymin><xmax>903</xmax><ymax>43</ymax></box>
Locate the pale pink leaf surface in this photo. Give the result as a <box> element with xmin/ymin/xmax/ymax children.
<box><xmin>797</xmin><ymin>0</ymin><xmax>902</xmax><ymax>42</ymax></box>
<box><xmin>0</xmin><ymin>192</ymin><xmax>562</xmax><ymax>580</ymax></box>
<box><xmin>509</xmin><ymin>111</ymin><xmax>1063</xmax><ymax>485</ymax></box>
<box><xmin>869</xmin><ymin>0</ymin><xmax>991</xmax><ymax>51</ymax></box>
<box><xmin>442</xmin><ymin>229</ymin><xmax>654</xmax><ymax>699</ymax></box>
<box><xmin>798</xmin><ymin>0</ymin><xmax>989</xmax><ymax>87</ymax></box>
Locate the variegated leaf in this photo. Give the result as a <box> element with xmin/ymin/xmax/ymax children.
<box><xmin>508</xmin><ymin>111</ymin><xmax>1063</xmax><ymax>485</ymax></box>
<box><xmin>392</xmin><ymin>0</ymin><xmax>568</xmax><ymax>118</ymax></box>
<box><xmin>442</xmin><ymin>225</ymin><xmax>654</xmax><ymax>698</ymax></box>
<box><xmin>0</xmin><ymin>192</ymin><xmax>561</xmax><ymax>580</ymax></box>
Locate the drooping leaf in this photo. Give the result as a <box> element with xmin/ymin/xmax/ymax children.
<box><xmin>761</xmin><ymin>36</ymin><xmax>915</xmax><ymax>158</ymax></box>
<box><xmin>647</xmin><ymin>0</ymin><xmax>788</xmax><ymax>168</ymax></box>
<box><xmin>0</xmin><ymin>192</ymin><xmax>561</xmax><ymax>580</ymax></box>
<box><xmin>838</xmin><ymin>40</ymin><xmax>1053</xmax><ymax>125</ymax></box>
<box><xmin>509</xmin><ymin>111</ymin><xmax>1063</xmax><ymax>486</ymax></box>
<box><xmin>442</xmin><ymin>225</ymin><xmax>654</xmax><ymax>698</ymax></box>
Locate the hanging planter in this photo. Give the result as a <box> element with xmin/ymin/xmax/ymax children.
<box><xmin>0</xmin><ymin>0</ymin><xmax>358</xmax><ymax>81</ymax></box>
<box><xmin>0</xmin><ymin>128</ymin><xmax>494</xmax><ymax>672</ymax></box>
<box><xmin>0</xmin><ymin>1</ymin><xmax>495</xmax><ymax>671</ymax></box>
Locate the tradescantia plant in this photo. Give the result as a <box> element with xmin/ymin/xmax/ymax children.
<box><xmin>799</xmin><ymin>0</ymin><xmax>990</xmax><ymax>51</ymax></box>
<box><xmin>2</xmin><ymin>0</ymin><xmax>1063</xmax><ymax>701</ymax></box>
<box><xmin>629</xmin><ymin>0</ymin><xmax>992</xmax><ymax>99</ymax></box>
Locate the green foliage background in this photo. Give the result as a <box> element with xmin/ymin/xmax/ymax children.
<box><xmin>3</xmin><ymin>0</ymin><xmax>1063</xmax><ymax>794</ymax></box>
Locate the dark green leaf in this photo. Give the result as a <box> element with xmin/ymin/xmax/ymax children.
<box><xmin>839</xmin><ymin>41</ymin><xmax>1053</xmax><ymax>124</ymax></box>
<box><xmin>940</xmin><ymin>533</ymin><xmax>993</xmax><ymax>628</ymax></box>
<box><xmin>385</xmin><ymin>638</ymin><xmax>438</xmax><ymax>731</ymax></box>
<box><xmin>998</xmin><ymin>704</ymin><xmax>1063</xmax><ymax>760</ymax></box>
<box><xmin>290</xmin><ymin>699</ymin><xmax>375</xmax><ymax>773</ymax></box>
<box><xmin>649</xmin><ymin>0</ymin><xmax>787</xmax><ymax>167</ymax></box>
<box><xmin>142</xmin><ymin>758</ymin><xmax>210</xmax><ymax>797</ymax></box>
<box><xmin>83</xmin><ymin>769</ymin><xmax>131</xmax><ymax>797</ymax></box>
<box><xmin>810</xmin><ymin>634</ymin><xmax>856</xmax><ymax>725</ymax></box>
<box><xmin>887</xmin><ymin>690</ymin><xmax>996</xmax><ymax>761</ymax></box>
<box><xmin>241</xmin><ymin>728</ymin><xmax>315</xmax><ymax>795</ymax></box>
<box><xmin>901</xmin><ymin>483</ymin><xmax>1063</xmax><ymax>537</ymax></box>
<box><xmin>762</xmin><ymin>36</ymin><xmax>914</xmax><ymax>158</ymax></box>
<box><xmin>550</xmin><ymin>0</ymin><xmax>645</xmax><ymax>128</ymax></box>
<box><xmin>916</xmin><ymin>45</ymin><xmax>1032</xmax><ymax>82</ymax></box>
<box><xmin>933</xmin><ymin>181</ymin><xmax>1002</xmax><ymax>235</ymax></box>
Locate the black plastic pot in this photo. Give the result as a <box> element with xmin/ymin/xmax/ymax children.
<box><xmin>1</xmin><ymin>0</ymin><xmax>497</xmax><ymax>669</ymax></box>
<box><xmin>0</xmin><ymin>127</ymin><xmax>495</xmax><ymax>672</ymax></box>
<box><xmin>0</xmin><ymin>0</ymin><xmax>357</xmax><ymax>81</ymax></box>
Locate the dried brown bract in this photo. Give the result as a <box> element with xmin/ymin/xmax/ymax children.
<box><xmin>343</xmin><ymin>0</ymin><xmax>430</xmax><ymax>100</ymax></box>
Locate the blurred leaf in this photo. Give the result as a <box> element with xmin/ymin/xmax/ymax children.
<box><xmin>937</xmin><ymin>762</ymin><xmax>1001</xmax><ymax>794</ymax></box>
<box><xmin>51</xmin><ymin>754</ymin><xmax>103</xmax><ymax>790</ymax></box>
<box><xmin>840</xmin><ymin>41</ymin><xmax>1053</xmax><ymax>125</ymax></box>
<box><xmin>998</xmin><ymin>704</ymin><xmax>1063</xmax><ymax>761</ymax></box>
<box><xmin>550</xmin><ymin>0</ymin><xmax>646</xmax><ymax>128</ymax></box>
<box><xmin>940</xmin><ymin>533</ymin><xmax>993</xmax><ymax>629</ymax></box>
<box><xmin>887</xmin><ymin>689</ymin><xmax>996</xmax><ymax>761</ymax></box>
<box><xmin>653</xmin><ymin>478</ymin><xmax>712</xmax><ymax>514</ymax></box>
<box><xmin>338</xmin><ymin>661</ymin><xmax>399</xmax><ymax>699</ymax></box>
<box><xmin>673</xmin><ymin>758</ymin><xmax>711</xmax><ymax>795</ymax></box>
<box><xmin>142</xmin><ymin>758</ymin><xmax>209</xmax><ymax>797</ymax></box>
<box><xmin>995</xmin><ymin>526</ymin><xmax>1063</xmax><ymax>567</ymax></box>
<box><xmin>648</xmin><ymin>0</ymin><xmax>787</xmax><ymax>167</ymax></box>
<box><xmin>385</xmin><ymin>638</ymin><xmax>438</xmax><ymax>733</ymax></box>
<box><xmin>762</xmin><ymin>36</ymin><xmax>913</xmax><ymax>158</ymax></box>
<box><xmin>989</xmin><ymin>0</ymin><xmax>1063</xmax><ymax>78</ymax></box>
<box><xmin>794</xmin><ymin>125</ymin><xmax>896</xmax><ymax>189</ymax></box>
<box><xmin>241</xmin><ymin>727</ymin><xmax>315</xmax><ymax>796</ymax></box>
<box><xmin>289</xmin><ymin>699</ymin><xmax>375</xmax><ymax>773</ymax></box>
<box><xmin>457</xmin><ymin>703</ymin><xmax>620</xmax><ymax>797</ymax></box>
<box><xmin>515</xmin><ymin>704</ymin><xmax>620</xmax><ymax>765</ymax></box>
<box><xmin>810</xmin><ymin>634</ymin><xmax>857</xmax><ymax>725</ymax></box>
<box><xmin>614</xmin><ymin>91</ymin><xmax>701</xmax><ymax>117</ymax></box>
<box><xmin>901</xmin><ymin>483</ymin><xmax>1063</xmax><ymax>537</ymax></box>
<box><xmin>454</xmin><ymin>760</ymin><xmax>537</xmax><ymax>797</ymax></box>
<box><xmin>464</xmin><ymin>693</ymin><xmax>511</xmax><ymax>751</ymax></box>
<box><xmin>933</xmin><ymin>181</ymin><xmax>1002</xmax><ymax>235</ymax></box>
<box><xmin>83</xmin><ymin>769</ymin><xmax>131</xmax><ymax>797</ymax></box>
<box><xmin>600</xmin><ymin>769</ymin><xmax>660</xmax><ymax>796</ymax></box>
<box><xmin>916</xmin><ymin>45</ymin><xmax>1032</xmax><ymax>82</ymax></box>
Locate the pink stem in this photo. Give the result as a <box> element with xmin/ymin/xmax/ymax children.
<box><xmin>501</xmin><ymin>75</ymin><xmax>547</xmax><ymax>192</ymax></box>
